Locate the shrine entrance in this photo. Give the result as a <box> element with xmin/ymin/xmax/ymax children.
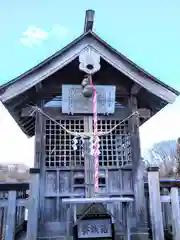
<box><xmin>38</xmin><ymin>91</ymin><xmax>135</xmax><ymax>238</ymax></box>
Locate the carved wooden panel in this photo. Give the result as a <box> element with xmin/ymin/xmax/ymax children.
<box><xmin>62</xmin><ymin>84</ymin><xmax>116</xmax><ymax>114</ymax></box>
<box><xmin>45</xmin><ymin>171</ymin><xmax>57</xmax><ymax>194</ymax></box>
<box><xmin>59</xmin><ymin>172</ymin><xmax>71</xmax><ymax>193</ymax></box>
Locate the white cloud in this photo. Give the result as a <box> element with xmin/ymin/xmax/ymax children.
<box><xmin>20</xmin><ymin>24</ymin><xmax>68</xmax><ymax>48</ymax></box>
<box><xmin>20</xmin><ymin>25</ymin><xmax>49</xmax><ymax>47</ymax></box>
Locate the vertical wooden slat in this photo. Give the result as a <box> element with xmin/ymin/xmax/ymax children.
<box><xmin>3</xmin><ymin>207</ymin><xmax>7</xmax><ymax>239</ymax></box>
<box><xmin>56</xmin><ymin>170</ymin><xmax>60</xmax><ymax>222</ymax></box>
<box><xmin>5</xmin><ymin>190</ymin><xmax>16</xmax><ymax>240</ymax></box>
<box><xmin>147</xmin><ymin>167</ymin><xmax>164</xmax><ymax>240</ymax></box>
<box><xmin>170</xmin><ymin>187</ymin><xmax>180</xmax><ymax>240</ymax></box>
<box><xmin>123</xmin><ymin>202</ymin><xmax>130</xmax><ymax>240</ymax></box>
<box><xmin>27</xmin><ymin>168</ymin><xmax>40</xmax><ymax>240</ymax></box>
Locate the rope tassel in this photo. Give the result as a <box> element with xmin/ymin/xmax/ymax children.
<box><xmin>89</xmin><ymin>75</ymin><xmax>99</xmax><ymax>193</ymax></box>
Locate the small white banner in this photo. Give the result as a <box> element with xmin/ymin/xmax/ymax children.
<box><xmin>78</xmin><ymin>219</ymin><xmax>112</xmax><ymax>238</ymax></box>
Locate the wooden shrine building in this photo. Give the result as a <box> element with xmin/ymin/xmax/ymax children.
<box><xmin>0</xmin><ymin>10</ymin><xmax>179</xmax><ymax>240</ymax></box>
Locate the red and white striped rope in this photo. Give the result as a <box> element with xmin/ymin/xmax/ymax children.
<box><xmin>89</xmin><ymin>75</ymin><xmax>99</xmax><ymax>193</ymax></box>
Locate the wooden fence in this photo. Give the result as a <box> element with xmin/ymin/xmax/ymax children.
<box><xmin>0</xmin><ymin>168</ymin><xmax>180</xmax><ymax>239</ymax></box>
<box><xmin>145</xmin><ymin>167</ymin><xmax>180</xmax><ymax>240</ymax></box>
<box><xmin>0</xmin><ymin>168</ymin><xmax>39</xmax><ymax>240</ymax></box>
<box><xmin>0</xmin><ymin>183</ymin><xmax>29</xmax><ymax>239</ymax></box>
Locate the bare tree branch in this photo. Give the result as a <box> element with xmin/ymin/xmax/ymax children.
<box><xmin>143</xmin><ymin>140</ymin><xmax>178</xmax><ymax>178</ymax></box>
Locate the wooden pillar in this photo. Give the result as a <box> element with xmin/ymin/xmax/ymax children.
<box><xmin>27</xmin><ymin>168</ymin><xmax>40</xmax><ymax>240</ymax></box>
<box><xmin>147</xmin><ymin>167</ymin><xmax>164</xmax><ymax>240</ymax></box>
<box><xmin>123</xmin><ymin>202</ymin><xmax>131</xmax><ymax>240</ymax></box>
<box><xmin>129</xmin><ymin>95</ymin><xmax>141</xmax><ymax>173</ymax></box>
<box><xmin>129</xmin><ymin>96</ymin><xmax>148</xmax><ymax>238</ymax></box>
<box><xmin>34</xmin><ymin>94</ymin><xmax>45</xmax><ymax>223</ymax></box>
<box><xmin>5</xmin><ymin>190</ymin><xmax>17</xmax><ymax>240</ymax></box>
<box><xmin>170</xmin><ymin>187</ymin><xmax>180</xmax><ymax>240</ymax></box>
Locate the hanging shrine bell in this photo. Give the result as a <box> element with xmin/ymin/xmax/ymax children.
<box><xmin>81</xmin><ymin>77</ymin><xmax>93</xmax><ymax>98</ymax></box>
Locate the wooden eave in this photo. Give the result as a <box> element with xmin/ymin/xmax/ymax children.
<box><xmin>0</xmin><ymin>30</ymin><xmax>179</xmax><ymax>137</ymax></box>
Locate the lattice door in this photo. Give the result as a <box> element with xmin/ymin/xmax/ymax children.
<box><xmin>97</xmin><ymin>118</ymin><xmax>132</xmax><ymax>168</ymax></box>
<box><xmin>45</xmin><ymin>118</ymin><xmax>85</xmax><ymax>168</ymax></box>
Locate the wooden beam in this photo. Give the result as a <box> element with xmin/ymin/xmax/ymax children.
<box><xmin>131</xmin><ymin>83</ymin><xmax>141</xmax><ymax>95</ymax></box>
<box><xmin>0</xmin><ymin>199</ymin><xmax>28</xmax><ymax>208</ymax></box>
<box><xmin>35</xmin><ymin>82</ymin><xmax>42</xmax><ymax>92</ymax></box>
<box><xmin>24</xmin><ymin>120</ymin><xmax>35</xmax><ymax>133</ymax></box>
<box><xmin>6</xmin><ymin>94</ymin><xmax>29</xmax><ymax>111</ymax></box>
<box><xmin>62</xmin><ymin>197</ymin><xmax>134</xmax><ymax>204</ymax></box>
<box><xmin>21</xmin><ymin>106</ymin><xmax>38</xmax><ymax>117</ymax></box>
<box><xmin>84</xmin><ymin>10</ymin><xmax>95</xmax><ymax>32</ymax></box>
<box><xmin>138</xmin><ymin>108</ymin><xmax>151</xmax><ymax>119</ymax></box>
<box><xmin>116</xmin><ymin>84</ymin><xmax>129</xmax><ymax>95</ymax></box>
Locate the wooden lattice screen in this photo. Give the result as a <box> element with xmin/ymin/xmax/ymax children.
<box><xmin>45</xmin><ymin>119</ymin><xmax>85</xmax><ymax>167</ymax></box>
<box><xmin>45</xmin><ymin>118</ymin><xmax>132</xmax><ymax>168</ymax></box>
<box><xmin>97</xmin><ymin>119</ymin><xmax>131</xmax><ymax>167</ymax></box>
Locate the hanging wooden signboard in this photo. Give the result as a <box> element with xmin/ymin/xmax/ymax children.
<box><xmin>62</xmin><ymin>84</ymin><xmax>116</xmax><ymax>115</ymax></box>
<box><xmin>77</xmin><ymin>218</ymin><xmax>112</xmax><ymax>239</ymax></box>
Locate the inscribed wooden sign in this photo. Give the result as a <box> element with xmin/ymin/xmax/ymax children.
<box><xmin>78</xmin><ymin>219</ymin><xmax>112</xmax><ymax>238</ymax></box>
<box><xmin>62</xmin><ymin>84</ymin><xmax>116</xmax><ymax>114</ymax></box>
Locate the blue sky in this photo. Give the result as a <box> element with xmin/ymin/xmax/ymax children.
<box><xmin>1</xmin><ymin>0</ymin><xmax>180</xmax><ymax>90</ymax></box>
<box><xmin>0</xmin><ymin>1</ymin><xmax>180</xmax><ymax>166</ymax></box>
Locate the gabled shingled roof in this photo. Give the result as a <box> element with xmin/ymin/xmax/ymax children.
<box><xmin>0</xmin><ymin>30</ymin><xmax>179</xmax><ymax>103</ymax></box>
